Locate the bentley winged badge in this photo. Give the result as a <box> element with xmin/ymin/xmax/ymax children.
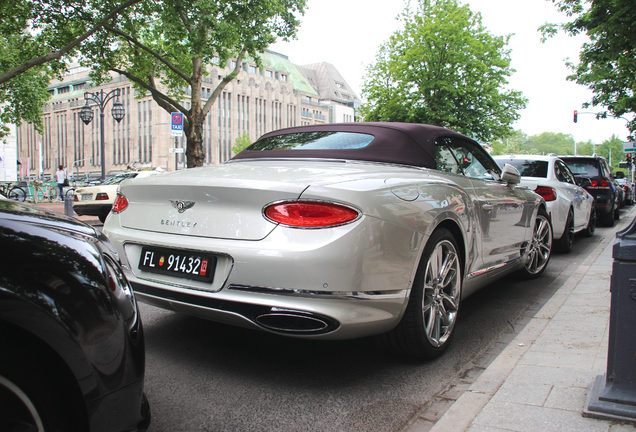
<box><xmin>170</xmin><ymin>200</ymin><xmax>195</xmax><ymax>213</ymax></box>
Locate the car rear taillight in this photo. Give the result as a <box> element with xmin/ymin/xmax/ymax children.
<box><xmin>590</xmin><ymin>179</ymin><xmax>610</xmax><ymax>188</ymax></box>
<box><xmin>264</xmin><ymin>201</ymin><xmax>360</xmax><ymax>228</ymax></box>
<box><xmin>535</xmin><ymin>187</ymin><xmax>557</xmax><ymax>201</ymax></box>
<box><xmin>112</xmin><ymin>194</ymin><xmax>129</xmax><ymax>213</ymax></box>
<box><xmin>96</xmin><ymin>192</ymin><xmax>109</xmax><ymax>200</ymax></box>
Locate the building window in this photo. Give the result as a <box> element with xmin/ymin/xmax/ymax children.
<box><xmin>212</xmin><ymin>56</ymin><xmax>220</xmax><ymax>65</ymax></box>
<box><xmin>231</xmin><ymin>60</ymin><xmax>237</xmax><ymax>69</ymax></box>
<box><xmin>280</xmin><ymin>74</ymin><xmax>287</xmax><ymax>82</ymax></box>
<box><xmin>58</xmin><ymin>86</ymin><xmax>70</xmax><ymax>94</ymax></box>
<box><xmin>266</xmin><ymin>70</ymin><xmax>273</xmax><ymax>78</ymax></box>
<box><xmin>249</xmin><ymin>65</ymin><xmax>257</xmax><ymax>74</ymax></box>
<box><xmin>335</xmin><ymin>81</ymin><xmax>345</xmax><ymax>88</ymax></box>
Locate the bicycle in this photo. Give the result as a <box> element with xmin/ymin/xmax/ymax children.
<box><xmin>0</xmin><ymin>181</ymin><xmax>27</xmax><ymax>201</ymax></box>
<box><xmin>29</xmin><ymin>180</ymin><xmax>59</xmax><ymax>203</ymax></box>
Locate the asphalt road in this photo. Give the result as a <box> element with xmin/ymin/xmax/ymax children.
<box><xmin>138</xmin><ymin>207</ymin><xmax>631</xmax><ymax>432</ymax></box>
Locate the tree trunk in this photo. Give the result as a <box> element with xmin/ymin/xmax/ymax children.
<box><xmin>186</xmin><ymin>58</ymin><xmax>206</xmax><ymax>168</ymax></box>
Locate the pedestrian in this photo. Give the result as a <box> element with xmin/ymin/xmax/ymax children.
<box><xmin>55</xmin><ymin>165</ymin><xmax>68</xmax><ymax>202</ymax></box>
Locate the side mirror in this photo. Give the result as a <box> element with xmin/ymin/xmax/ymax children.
<box><xmin>501</xmin><ymin>164</ymin><xmax>521</xmax><ymax>187</ymax></box>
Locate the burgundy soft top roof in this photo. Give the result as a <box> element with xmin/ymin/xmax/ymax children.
<box><xmin>230</xmin><ymin>122</ymin><xmax>477</xmax><ymax>168</ymax></box>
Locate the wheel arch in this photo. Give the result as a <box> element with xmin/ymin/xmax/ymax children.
<box><xmin>0</xmin><ymin>292</ymin><xmax>98</xmax><ymax>405</ymax></box>
<box><xmin>0</xmin><ymin>319</ymin><xmax>90</xmax><ymax>429</ymax></box>
<box><xmin>429</xmin><ymin>218</ymin><xmax>466</xmax><ymax>278</ymax></box>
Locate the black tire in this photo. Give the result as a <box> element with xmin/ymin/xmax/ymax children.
<box><xmin>376</xmin><ymin>228</ymin><xmax>462</xmax><ymax>359</ymax></box>
<box><xmin>602</xmin><ymin>204</ymin><xmax>614</xmax><ymax>227</ymax></box>
<box><xmin>581</xmin><ymin>206</ymin><xmax>596</xmax><ymax>237</ymax></box>
<box><xmin>555</xmin><ymin>209</ymin><xmax>574</xmax><ymax>253</ymax></box>
<box><xmin>0</xmin><ymin>334</ymin><xmax>85</xmax><ymax>432</ymax></box>
<box><xmin>517</xmin><ymin>207</ymin><xmax>552</xmax><ymax>279</ymax></box>
<box><xmin>8</xmin><ymin>187</ymin><xmax>26</xmax><ymax>202</ymax></box>
<box><xmin>614</xmin><ymin>201</ymin><xmax>620</xmax><ymax>220</ymax></box>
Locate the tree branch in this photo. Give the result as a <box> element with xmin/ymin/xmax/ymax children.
<box><xmin>111</xmin><ymin>67</ymin><xmax>188</xmax><ymax>114</ymax></box>
<box><xmin>0</xmin><ymin>0</ymin><xmax>142</xmax><ymax>85</ymax></box>
<box><xmin>103</xmin><ymin>24</ymin><xmax>192</xmax><ymax>84</ymax></box>
<box><xmin>202</xmin><ymin>48</ymin><xmax>247</xmax><ymax>116</ymax></box>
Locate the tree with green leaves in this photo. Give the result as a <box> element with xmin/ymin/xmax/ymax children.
<box><xmin>232</xmin><ymin>131</ymin><xmax>252</xmax><ymax>155</ymax></box>
<box><xmin>82</xmin><ymin>0</ymin><xmax>306</xmax><ymax>168</ymax></box>
<box><xmin>540</xmin><ymin>0</ymin><xmax>635</xmax><ymax>138</ymax></box>
<box><xmin>0</xmin><ymin>0</ymin><xmax>142</xmax><ymax>138</ymax></box>
<box><xmin>360</xmin><ymin>0</ymin><xmax>527</xmax><ymax>142</ymax></box>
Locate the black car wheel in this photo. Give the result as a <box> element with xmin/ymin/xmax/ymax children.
<box><xmin>377</xmin><ymin>228</ymin><xmax>462</xmax><ymax>359</ymax></box>
<box><xmin>582</xmin><ymin>206</ymin><xmax>596</xmax><ymax>237</ymax></box>
<box><xmin>555</xmin><ymin>209</ymin><xmax>574</xmax><ymax>253</ymax></box>
<box><xmin>603</xmin><ymin>203</ymin><xmax>615</xmax><ymax>227</ymax></box>
<box><xmin>614</xmin><ymin>201</ymin><xmax>620</xmax><ymax>220</ymax></box>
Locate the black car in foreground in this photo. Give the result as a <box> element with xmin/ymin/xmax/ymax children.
<box><xmin>0</xmin><ymin>198</ymin><xmax>150</xmax><ymax>431</ymax></box>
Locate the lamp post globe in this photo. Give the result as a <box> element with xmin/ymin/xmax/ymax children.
<box><xmin>112</xmin><ymin>99</ymin><xmax>125</xmax><ymax>123</ymax></box>
<box><xmin>79</xmin><ymin>103</ymin><xmax>94</xmax><ymax>125</ymax></box>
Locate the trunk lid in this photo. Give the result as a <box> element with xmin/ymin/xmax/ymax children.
<box><xmin>116</xmin><ymin>160</ymin><xmax>383</xmax><ymax>240</ymax></box>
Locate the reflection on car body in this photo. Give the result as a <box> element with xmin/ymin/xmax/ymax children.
<box><xmin>103</xmin><ymin>122</ymin><xmax>552</xmax><ymax>359</ymax></box>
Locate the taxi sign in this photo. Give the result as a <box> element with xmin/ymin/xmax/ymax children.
<box><xmin>171</xmin><ymin>112</ymin><xmax>183</xmax><ymax>136</ymax></box>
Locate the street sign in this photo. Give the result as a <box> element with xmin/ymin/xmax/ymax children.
<box><xmin>169</xmin><ymin>148</ymin><xmax>184</xmax><ymax>153</ymax></box>
<box><xmin>171</xmin><ymin>112</ymin><xmax>183</xmax><ymax>137</ymax></box>
<box><xmin>622</xmin><ymin>142</ymin><xmax>636</xmax><ymax>153</ymax></box>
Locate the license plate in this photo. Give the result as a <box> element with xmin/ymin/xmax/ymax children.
<box><xmin>138</xmin><ymin>247</ymin><xmax>216</xmax><ymax>282</ymax></box>
<box><xmin>81</xmin><ymin>193</ymin><xmax>93</xmax><ymax>200</ymax></box>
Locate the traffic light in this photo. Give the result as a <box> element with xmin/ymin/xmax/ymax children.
<box><xmin>627</xmin><ymin>153</ymin><xmax>632</xmax><ymax>166</ymax></box>
<box><xmin>573</xmin><ymin>110</ymin><xmax>578</xmax><ymax>123</ymax></box>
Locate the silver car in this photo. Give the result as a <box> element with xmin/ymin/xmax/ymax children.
<box><xmin>103</xmin><ymin>123</ymin><xmax>552</xmax><ymax>359</ymax></box>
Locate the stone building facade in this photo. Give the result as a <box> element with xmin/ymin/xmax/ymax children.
<box><xmin>14</xmin><ymin>50</ymin><xmax>359</xmax><ymax>179</ymax></box>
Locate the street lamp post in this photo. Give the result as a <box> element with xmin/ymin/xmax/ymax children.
<box><xmin>79</xmin><ymin>89</ymin><xmax>125</xmax><ymax>181</ymax></box>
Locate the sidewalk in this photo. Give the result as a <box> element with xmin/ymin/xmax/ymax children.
<box><xmin>408</xmin><ymin>205</ymin><xmax>636</xmax><ymax>432</ymax></box>
<box><xmin>29</xmin><ymin>200</ymin><xmax>102</xmax><ymax>226</ymax></box>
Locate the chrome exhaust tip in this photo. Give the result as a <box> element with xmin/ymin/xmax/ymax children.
<box><xmin>255</xmin><ymin>309</ymin><xmax>339</xmax><ymax>334</ymax></box>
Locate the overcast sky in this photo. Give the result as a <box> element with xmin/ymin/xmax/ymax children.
<box><xmin>270</xmin><ymin>0</ymin><xmax>632</xmax><ymax>144</ymax></box>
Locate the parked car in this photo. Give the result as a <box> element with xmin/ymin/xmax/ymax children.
<box><xmin>615</xmin><ymin>177</ymin><xmax>634</xmax><ymax>205</ymax></box>
<box><xmin>74</xmin><ymin>169</ymin><xmax>164</xmax><ymax>222</ymax></box>
<box><xmin>559</xmin><ymin>155</ymin><xmax>620</xmax><ymax>227</ymax></box>
<box><xmin>0</xmin><ymin>198</ymin><xmax>150</xmax><ymax>431</ymax></box>
<box><xmin>103</xmin><ymin>122</ymin><xmax>552</xmax><ymax>359</ymax></box>
<box><xmin>493</xmin><ymin>154</ymin><xmax>595</xmax><ymax>253</ymax></box>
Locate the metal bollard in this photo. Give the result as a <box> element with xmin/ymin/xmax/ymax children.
<box><xmin>584</xmin><ymin>216</ymin><xmax>636</xmax><ymax>422</ymax></box>
<box><xmin>64</xmin><ymin>195</ymin><xmax>74</xmax><ymax>216</ymax></box>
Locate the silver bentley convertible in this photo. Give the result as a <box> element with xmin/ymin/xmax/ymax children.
<box><xmin>103</xmin><ymin>122</ymin><xmax>552</xmax><ymax>358</ymax></box>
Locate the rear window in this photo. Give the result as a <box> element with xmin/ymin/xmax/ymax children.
<box><xmin>247</xmin><ymin>132</ymin><xmax>375</xmax><ymax>151</ymax></box>
<box><xmin>495</xmin><ymin>159</ymin><xmax>548</xmax><ymax>178</ymax></box>
<box><xmin>560</xmin><ymin>158</ymin><xmax>600</xmax><ymax>177</ymax></box>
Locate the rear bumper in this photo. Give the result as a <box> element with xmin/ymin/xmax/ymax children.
<box><xmin>73</xmin><ymin>203</ymin><xmax>112</xmax><ymax>217</ymax></box>
<box><xmin>104</xmin><ymin>216</ymin><xmax>421</xmax><ymax>340</ymax></box>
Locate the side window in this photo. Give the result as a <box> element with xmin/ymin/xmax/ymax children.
<box><xmin>434</xmin><ymin>139</ymin><xmax>462</xmax><ymax>175</ymax></box>
<box><xmin>556</xmin><ymin>161</ymin><xmax>575</xmax><ymax>184</ymax></box>
<box><xmin>448</xmin><ymin>138</ymin><xmax>500</xmax><ymax>179</ymax></box>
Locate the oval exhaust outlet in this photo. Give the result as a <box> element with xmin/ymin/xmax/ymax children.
<box><xmin>255</xmin><ymin>313</ymin><xmax>333</xmax><ymax>333</ymax></box>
